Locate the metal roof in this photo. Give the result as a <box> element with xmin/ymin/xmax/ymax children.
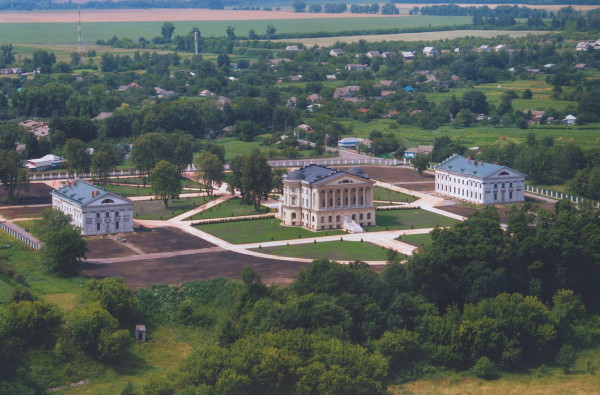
<box><xmin>284</xmin><ymin>164</ymin><xmax>369</xmax><ymax>184</ymax></box>
<box><xmin>51</xmin><ymin>180</ymin><xmax>111</xmax><ymax>207</ymax></box>
<box><xmin>435</xmin><ymin>154</ymin><xmax>524</xmax><ymax>179</ymax></box>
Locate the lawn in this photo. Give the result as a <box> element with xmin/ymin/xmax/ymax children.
<box><xmin>398</xmin><ymin>232</ymin><xmax>432</xmax><ymax>247</ymax></box>
<box><xmin>0</xmin><ymin>279</ymin><xmax>13</xmax><ymax>308</ymax></box>
<box><xmin>250</xmin><ymin>240</ymin><xmax>393</xmax><ymax>261</ymax></box>
<box><xmin>134</xmin><ymin>196</ymin><xmax>215</xmax><ymax>220</ymax></box>
<box><xmin>0</xmin><ymin>16</ymin><xmax>470</xmax><ymax>44</ymax></box>
<box><xmin>186</xmin><ymin>197</ymin><xmax>271</xmax><ymax>220</ymax></box>
<box><xmin>13</xmin><ymin>219</ymin><xmax>44</xmax><ymax>240</ymax></box>
<box><xmin>373</xmin><ymin>186</ymin><xmax>416</xmax><ymax>203</ymax></box>
<box><xmin>102</xmin><ymin>184</ymin><xmax>154</xmax><ymax>197</ymax></box>
<box><xmin>369</xmin><ymin>209</ymin><xmax>457</xmax><ymax>231</ymax></box>
<box><xmin>106</xmin><ymin>176</ymin><xmax>204</xmax><ymax>189</ymax></box>
<box><xmin>195</xmin><ymin>218</ymin><xmax>345</xmax><ymax>244</ymax></box>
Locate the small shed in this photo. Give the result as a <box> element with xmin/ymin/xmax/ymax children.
<box><xmin>135</xmin><ymin>325</ymin><xmax>147</xmax><ymax>342</ymax></box>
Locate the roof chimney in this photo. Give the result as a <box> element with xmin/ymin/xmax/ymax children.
<box><xmin>67</xmin><ymin>181</ymin><xmax>71</xmax><ymax>187</ymax></box>
<box><xmin>467</xmin><ymin>156</ymin><xmax>471</xmax><ymax>162</ymax></box>
<box><xmin>73</xmin><ymin>180</ymin><xmax>77</xmax><ymax>186</ymax></box>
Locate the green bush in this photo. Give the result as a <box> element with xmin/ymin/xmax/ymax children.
<box><xmin>471</xmin><ymin>357</ymin><xmax>499</xmax><ymax>380</ymax></box>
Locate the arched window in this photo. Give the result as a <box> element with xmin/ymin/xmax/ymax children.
<box><xmin>101</xmin><ymin>198</ymin><xmax>115</xmax><ymax>204</ymax></box>
<box><xmin>499</xmin><ymin>171</ymin><xmax>509</xmax><ymax>176</ymax></box>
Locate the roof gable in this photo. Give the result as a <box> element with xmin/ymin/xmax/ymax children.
<box><xmin>436</xmin><ymin>154</ymin><xmax>526</xmax><ymax>179</ymax></box>
<box><xmin>52</xmin><ymin>180</ymin><xmax>132</xmax><ymax>207</ymax></box>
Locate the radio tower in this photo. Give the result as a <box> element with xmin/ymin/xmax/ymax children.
<box><xmin>194</xmin><ymin>31</ymin><xmax>199</xmax><ymax>55</ymax></box>
<box><xmin>77</xmin><ymin>5</ymin><xmax>84</xmax><ymax>64</ymax></box>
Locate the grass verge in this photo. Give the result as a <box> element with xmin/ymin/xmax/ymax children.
<box><xmin>250</xmin><ymin>240</ymin><xmax>393</xmax><ymax>261</ymax></box>
<box><xmin>134</xmin><ymin>196</ymin><xmax>215</xmax><ymax>220</ymax></box>
<box><xmin>374</xmin><ymin>186</ymin><xmax>417</xmax><ymax>203</ymax></box>
<box><xmin>370</xmin><ymin>209</ymin><xmax>457</xmax><ymax>231</ymax></box>
<box><xmin>186</xmin><ymin>197</ymin><xmax>271</xmax><ymax>220</ymax></box>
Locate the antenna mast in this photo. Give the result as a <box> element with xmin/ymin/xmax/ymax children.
<box><xmin>77</xmin><ymin>5</ymin><xmax>84</xmax><ymax>64</ymax></box>
<box><xmin>194</xmin><ymin>31</ymin><xmax>199</xmax><ymax>55</ymax></box>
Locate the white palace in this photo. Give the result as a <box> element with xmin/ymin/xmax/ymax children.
<box><xmin>278</xmin><ymin>165</ymin><xmax>376</xmax><ymax>233</ymax></box>
<box><xmin>435</xmin><ymin>154</ymin><xmax>526</xmax><ymax>204</ymax></box>
<box><xmin>51</xmin><ymin>180</ymin><xmax>134</xmax><ymax>236</ymax></box>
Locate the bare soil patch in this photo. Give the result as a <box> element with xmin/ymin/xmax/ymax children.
<box><xmin>82</xmin><ymin>250</ymin><xmax>309</xmax><ymax>288</ymax></box>
<box><xmin>0</xmin><ymin>9</ymin><xmax>400</xmax><ymax>23</ymax></box>
<box><xmin>0</xmin><ymin>183</ymin><xmax>53</xmax><ymax>206</ymax></box>
<box><xmin>337</xmin><ymin>166</ymin><xmax>433</xmax><ymax>183</ymax></box>
<box><xmin>396</xmin><ymin>182</ymin><xmax>435</xmax><ymax>192</ymax></box>
<box><xmin>86</xmin><ymin>238</ymin><xmax>138</xmax><ymax>260</ymax></box>
<box><xmin>124</xmin><ymin>226</ymin><xmax>214</xmax><ymax>253</ymax></box>
<box><xmin>0</xmin><ymin>206</ymin><xmax>48</xmax><ymax>219</ymax></box>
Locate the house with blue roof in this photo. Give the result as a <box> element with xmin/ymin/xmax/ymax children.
<box><xmin>435</xmin><ymin>154</ymin><xmax>526</xmax><ymax>204</ymax></box>
<box><xmin>278</xmin><ymin>164</ymin><xmax>376</xmax><ymax>233</ymax></box>
<box><xmin>51</xmin><ymin>179</ymin><xmax>134</xmax><ymax>235</ymax></box>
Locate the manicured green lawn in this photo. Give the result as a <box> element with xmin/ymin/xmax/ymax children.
<box><xmin>13</xmin><ymin>219</ymin><xmax>44</xmax><ymax>240</ymax></box>
<box><xmin>398</xmin><ymin>232</ymin><xmax>433</xmax><ymax>247</ymax></box>
<box><xmin>374</xmin><ymin>186</ymin><xmax>416</xmax><ymax>203</ymax></box>
<box><xmin>134</xmin><ymin>196</ymin><xmax>216</xmax><ymax>220</ymax></box>
<box><xmin>250</xmin><ymin>241</ymin><xmax>394</xmax><ymax>261</ymax></box>
<box><xmin>186</xmin><ymin>197</ymin><xmax>271</xmax><ymax>220</ymax></box>
<box><xmin>102</xmin><ymin>184</ymin><xmax>154</xmax><ymax>197</ymax></box>
<box><xmin>106</xmin><ymin>176</ymin><xmax>204</xmax><ymax>189</ymax></box>
<box><xmin>369</xmin><ymin>209</ymin><xmax>457</xmax><ymax>231</ymax></box>
<box><xmin>195</xmin><ymin>218</ymin><xmax>345</xmax><ymax>244</ymax></box>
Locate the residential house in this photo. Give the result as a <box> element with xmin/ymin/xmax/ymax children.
<box><xmin>154</xmin><ymin>87</ymin><xmax>176</xmax><ymax>98</ymax></box>
<box><xmin>576</xmin><ymin>41</ymin><xmax>592</xmax><ymax>51</ymax></box>
<box><xmin>287</xmin><ymin>97</ymin><xmax>298</xmax><ymax>108</ymax></box>
<box><xmin>423</xmin><ymin>47</ymin><xmax>439</xmax><ymax>57</ymax></box>
<box><xmin>326</xmin><ymin>74</ymin><xmax>337</xmax><ymax>80</ymax></box>
<box><xmin>476</xmin><ymin>45</ymin><xmax>491</xmax><ymax>53</ymax></box>
<box><xmin>329</xmin><ymin>49</ymin><xmax>345</xmax><ymax>57</ymax></box>
<box><xmin>366</xmin><ymin>51</ymin><xmax>381</xmax><ymax>58</ymax></box>
<box><xmin>199</xmin><ymin>89</ymin><xmax>215</xmax><ymax>97</ymax></box>
<box><xmin>277</xmin><ymin>164</ymin><xmax>376</xmax><ymax>232</ymax></box>
<box><xmin>494</xmin><ymin>44</ymin><xmax>510</xmax><ymax>52</ymax></box>
<box><xmin>454</xmin><ymin>47</ymin><xmax>472</xmax><ymax>53</ymax></box>
<box><xmin>289</xmin><ymin>75</ymin><xmax>303</xmax><ymax>82</ymax></box>
<box><xmin>574</xmin><ymin>63</ymin><xmax>588</xmax><ymax>70</ymax></box>
<box><xmin>346</xmin><ymin>63</ymin><xmax>369</xmax><ymax>71</ymax></box>
<box><xmin>376</xmin><ymin>80</ymin><xmax>396</xmax><ymax>88</ymax></box>
<box><xmin>285</xmin><ymin>45</ymin><xmax>303</xmax><ymax>52</ymax></box>
<box><xmin>52</xmin><ymin>180</ymin><xmax>134</xmax><ymax>236</ymax></box>
<box><xmin>92</xmin><ymin>112</ymin><xmax>113</xmax><ymax>121</ymax></box>
<box><xmin>118</xmin><ymin>82</ymin><xmax>140</xmax><ymax>91</ymax></box>
<box><xmin>333</xmin><ymin>86</ymin><xmax>360</xmax><ymax>99</ymax></box>
<box><xmin>563</xmin><ymin>114</ymin><xmax>577</xmax><ymax>125</ymax></box>
<box><xmin>402</xmin><ymin>145</ymin><xmax>434</xmax><ymax>161</ymax></box>
<box><xmin>381</xmin><ymin>51</ymin><xmax>395</xmax><ymax>58</ymax></box>
<box><xmin>306</xmin><ymin>93</ymin><xmax>323</xmax><ymax>103</ymax></box>
<box><xmin>401</xmin><ymin>51</ymin><xmax>415</xmax><ymax>60</ymax></box>
<box><xmin>435</xmin><ymin>154</ymin><xmax>526</xmax><ymax>204</ymax></box>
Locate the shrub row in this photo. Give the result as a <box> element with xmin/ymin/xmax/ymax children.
<box><xmin>191</xmin><ymin>213</ymin><xmax>276</xmax><ymax>226</ymax></box>
<box><xmin>375</xmin><ymin>205</ymin><xmax>420</xmax><ymax>211</ymax></box>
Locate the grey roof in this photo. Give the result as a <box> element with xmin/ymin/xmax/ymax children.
<box><xmin>435</xmin><ymin>154</ymin><xmax>524</xmax><ymax>179</ymax></box>
<box><xmin>284</xmin><ymin>164</ymin><xmax>369</xmax><ymax>185</ymax></box>
<box><xmin>51</xmin><ymin>180</ymin><xmax>115</xmax><ymax>207</ymax></box>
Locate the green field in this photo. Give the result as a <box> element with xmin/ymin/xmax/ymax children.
<box><xmin>398</xmin><ymin>232</ymin><xmax>432</xmax><ymax>247</ymax></box>
<box><xmin>251</xmin><ymin>240</ymin><xmax>391</xmax><ymax>261</ymax></box>
<box><xmin>370</xmin><ymin>209</ymin><xmax>457</xmax><ymax>231</ymax></box>
<box><xmin>102</xmin><ymin>184</ymin><xmax>154</xmax><ymax>196</ymax></box>
<box><xmin>0</xmin><ymin>279</ymin><xmax>13</xmax><ymax>307</ymax></box>
<box><xmin>195</xmin><ymin>218</ymin><xmax>345</xmax><ymax>244</ymax></box>
<box><xmin>134</xmin><ymin>195</ymin><xmax>215</xmax><ymax>220</ymax></box>
<box><xmin>0</xmin><ymin>16</ymin><xmax>470</xmax><ymax>44</ymax></box>
<box><xmin>374</xmin><ymin>186</ymin><xmax>416</xmax><ymax>203</ymax></box>
<box><xmin>186</xmin><ymin>197</ymin><xmax>271</xmax><ymax>220</ymax></box>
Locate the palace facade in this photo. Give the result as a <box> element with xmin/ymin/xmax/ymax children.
<box><xmin>278</xmin><ymin>165</ymin><xmax>376</xmax><ymax>232</ymax></box>
<box><xmin>435</xmin><ymin>154</ymin><xmax>526</xmax><ymax>204</ymax></box>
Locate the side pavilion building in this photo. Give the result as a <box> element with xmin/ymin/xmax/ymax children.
<box><xmin>435</xmin><ymin>154</ymin><xmax>526</xmax><ymax>204</ymax></box>
<box><xmin>278</xmin><ymin>164</ymin><xmax>376</xmax><ymax>232</ymax></box>
<box><xmin>51</xmin><ymin>179</ymin><xmax>134</xmax><ymax>236</ymax></box>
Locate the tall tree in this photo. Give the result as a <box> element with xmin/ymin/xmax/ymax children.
<box><xmin>161</xmin><ymin>22</ymin><xmax>176</xmax><ymax>42</ymax></box>
<box><xmin>241</xmin><ymin>149</ymin><xmax>272</xmax><ymax>210</ymax></box>
<box><xmin>149</xmin><ymin>160</ymin><xmax>182</xmax><ymax>207</ymax></box>
<box><xmin>38</xmin><ymin>208</ymin><xmax>87</xmax><ymax>277</ymax></box>
<box><xmin>131</xmin><ymin>132</ymin><xmax>169</xmax><ymax>186</ymax></box>
<box><xmin>0</xmin><ymin>149</ymin><xmax>28</xmax><ymax>202</ymax></box>
<box><xmin>194</xmin><ymin>151</ymin><xmax>224</xmax><ymax>197</ymax></box>
<box><xmin>62</xmin><ymin>138</ymin><xmax>90</xmax><ymax>176</ymax></box>
<box><xmin>92</xmin><ymin>143</ymin><xmax>117</xmax><ymax>186</ymax></box>
<box><xmin>413</xmin><ymin>153</ymin><xmax>430</xmax><ymax>176</ymax></box>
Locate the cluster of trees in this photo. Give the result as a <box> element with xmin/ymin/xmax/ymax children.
<box><xmin>227</xmin><ymin>148</ymin><xmax>273</xmax><ymax>210</ymax></box>
<box><xmin>132</xmin><ymin>202</ymin><xmax>600</xmax><ymax>393</ymax></box>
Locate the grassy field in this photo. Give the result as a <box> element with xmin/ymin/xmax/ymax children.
<box><xmin>398</xmin><ymin>232</ymin><xmax>432</xmax><ymax>247</ymax></box>
<box><xmin>102</xmin><ymin>184</ymin><xmax>154</xmax><ymax>197</ymax></box>
<box><xmin>186</xmin><ymin>197</ymin><xmax>271</xmax><ymax>220</ymax></box>
<box><xmin>370</xmin><ymin>209</ymin><xmax>457</xmax><ymax>231</ymax></box>
<box><xmin>250</xmin><ymin>240</ymin><xmax>391</xmax><ymax>261</ymax></box>
<box><xmin>134</xmin><ymin>195</ymin><xmax>215</xmax><ymax>220</ymax></box>
<box><xmin>274</xmin><ymin>29</ymin><xmax>546</xmax><ymax>46</ymax></box>
<box><xmin>0</xmin><ymin>16</ymin><xmax>470</xmax><ymax>45</ymax></box>
<box><xmin>390</xmin><ymin>346</ymin><xmax>600</xmax><ymax>395</ymax></box>
<box><xmin>374</xmin><ymin>186</ymin><xmax>417</xmax><ymax>203</ymax></box>
<box><xmin>195</xmin><ymin>218</ymin><xmax>345</xmax><ymax>244</ymax></box>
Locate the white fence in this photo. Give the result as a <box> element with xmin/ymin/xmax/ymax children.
<box><xmin>267</xmin><ymin>158</ymin><xmax>398</xmax><ymax>168</ymax></box>
<box><xmin>0</xmin><ymin>221</ymin><xmax>41</xmax><ymax>250</ymax></box>
<box><xmin>29</xmin><ymin>169</ymin><xmax>137</xmax><ymax>181</ymax></box>
<box><xmin>525</xmin><ymin>185</ymin><xmax>600</xmax><ymax>208</ymax></box>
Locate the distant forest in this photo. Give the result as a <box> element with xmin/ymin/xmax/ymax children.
<box><xmin>1</xmin><ymin>0</ymin><xmax>600</xmax><ymax>11</ymax></box>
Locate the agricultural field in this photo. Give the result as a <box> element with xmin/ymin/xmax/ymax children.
<box><xmin>274</xmin><ymin>29</ymin><xmax>547</xmax><ymax>46</ymax></box>
<box><xmin>195</xmin><ymin>218</ymin><xmax>345</xmax><ymax>244</ymax></box>
<box><xmin>251</xmin><ymin>240</ymin><xmax>392</xmax><ymax>261</ymax></box>
<box><xmin>0</xmin><ymin>16</ymin><xmax>470</xmax><ymax>44</ymax></box>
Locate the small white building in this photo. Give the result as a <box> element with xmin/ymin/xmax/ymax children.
<box><xmin>563</xmin><ymin>114</ymin><xmax>577</xmax><ymax>125</ymax></box>
<box><xmin>338</xmin><ymin>137</ymin><xmax>364</xmax><ymax>149</ymax></box>
<box><xmin>25</xmin><ymin>154</ymin><xmax>65</xmax><ymax>172</ymax></box>
<box><xmin>435</xmin><ymin>154</ymin><xmax>526</xmax><ymax>204</ymax></box>
<box><xmin>51</xmin><ymin>180</ymin><xmax>134</xmax><ymax>236</ymax></box>
<box><xmin>423</xmin><ymin>47</ymin><xmax>439</xmax><ymax>57</ymax></box>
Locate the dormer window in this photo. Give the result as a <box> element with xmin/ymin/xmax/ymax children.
<box><xmin>101</xmin><ymin>199</ymin><xmax>115</xmax><ymax>204</ymax></box>
<box><xmin>499</xmin><ymin>171</ymin><xmax>509</xmax><ymax>176</ymax></box>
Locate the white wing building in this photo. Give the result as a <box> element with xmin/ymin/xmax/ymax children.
<box><xmin>51</xmin><ymin>180</ymin><xmax>134</xmax><ymax>236</ymax></box>
<box><xmin>435</xmin><ymin>154</ymin><xmax>526</xmax><ymax>204</ymax></box>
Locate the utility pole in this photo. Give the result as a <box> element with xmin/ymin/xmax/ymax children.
<box><xmin>77</xmin><ymin>5</ymin><xmax>84</xmax><ymax>65</ymax></box>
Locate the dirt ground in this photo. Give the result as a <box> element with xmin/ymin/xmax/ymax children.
<box><xmin>437</xmin><ymin>199</ymin><xmax>555</xmax><ymax>223</ymax></box>
<box><xmin>82</xmin><ymin>250</ymin><xmax>310</xmax><ymax>288</ymax></box>
<box><xmin>336</xmin><ymin>166</ymin><xmax>433</xmax><ymax>183</ymax></box>
<box><xmin>122</xmin><ymin>226</ymin><xmax>214</xmax><ymax>253</ymax></box>
<box><xmin>86</xmin><ymin>238</ymin><xmax>139</xmax><ymax>260</ymax></box>
<box><xmin>0</xmin><ymin>183</ymin><xmax>53</xmax><ymax>206</ymax></box>
<box><xmin>396</xmin><ymin>182</ymin><xmax>435</xmax><ymax>191</ymax></box>
<box><xmin>0</xmin><ymin>9</ymin><xmax>401</xmax><ymax>23</ymax></box>
<box><xmin>0</xmin><ymin>205</ymin><xmax>48</xmax><ymax>219</ymax></box>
